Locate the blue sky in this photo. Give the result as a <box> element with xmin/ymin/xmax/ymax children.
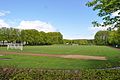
<box><xmin>0</xmin><ymin>0</ymin><xmax>106</xmax><ymax>39</ymax></box>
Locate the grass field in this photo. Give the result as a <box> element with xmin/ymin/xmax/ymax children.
<box><xmin>0</xmin><ymin>45</ymin><xmax>120</xmax><ymax>69</ymax></box>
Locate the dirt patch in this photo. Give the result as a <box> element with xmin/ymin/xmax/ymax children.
<box><xmin>60</xmin><ymin>55</ymin><xmax>107</xmax><ymax>60</ymax></box>
<box><xmin>0</xmin><ymin>58</ymin><xmax>12</xmax><ymax>60</ymax></box>
<box><xmin>0</xmin><ymin>51</ymin><xmax>107</xmax><ymax>60</ymax></box>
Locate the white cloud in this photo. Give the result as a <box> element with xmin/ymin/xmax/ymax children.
<box><xmin>89</xmin><ymin>26</ymin><xmax>109</xmax><ymax>31</ymax></box>
<box><xmin>0</xmin><ymin>19</ymin><xmax>10</xmax><ymax>28</ymax></box>
<box><xmin>112</xmin><ymin>10</ymin><xmax>120</xmax><ymax>16</ymax></box>
<box><xmin>87</xmin><ymin>25</ymin><xmax>111</xmax><ymax>39</ymax></box>
<box><xmin>63</xmin><ymin>25</ymin><xmax>110</xmax><ymax>39</ymax></box>
<box><xmin>18</xmin><ymin>20</ymin><xmax>56</xmax><ymax>32</ymax></box>
<box><xmin>0</xmin><ymin>10</ymin><xmax>10</xmax><ymax>16</ymax></box>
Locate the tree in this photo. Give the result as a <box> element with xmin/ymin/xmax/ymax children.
<box><xmin>86</xmin><ymin>0</ymin><xmax>120</xmax><ymax>47</ymax></box>
<box><xmin>8</xmin><ymin>28</ymin><xmax>21</xmax><ymax>42</ymax></box>
<box><xmin>39</xmin><ymin>31</ymin><xmax>46</xmax><ymax>45</ymax></box>
<box><xmin>63</xmin><ymin>39</ymin><xmax>72</xmax><ymax>45</ymax></box>
<box><xmin>79</xmin><ymin>39</ymin><xmax>88</xmax><ymax>45</ymax></box>
<box><xmin>108</xmin><ymin>30</ymin><xmax>119</xmax><ymax>45</ymax></box>
<box><xmin>116</xmin><ymin>27</ymin><xmax>120</xmax><ymax>46</ymax></box>
<box><xmin>63</xmin><ymin>39</ymin><xmax>94</xmax><ymax>45</ymax></box>
<box><xmin>46</xmin><ymin>32</ymin><xmax>63</xmax><ymax>44</ymax></box>
<box><xmin>94</xmin><ymin>30</ymin><xmax>120</xmax><ymax>46</ymax></box>
<box><xmin>21</xmin><ymin>29</ymin><xmax>40</xmax><ymax>45</ymax></box>
<box><xmin>0</xmin><ymin>27</ymin><xmax>9</xmax><ymax>45</ymax></box>
<box><xmin>94</xmin><ymin>31</ymin><xmax>109</xmax><ymax>45</ymax></box>
<box><xmin>0</xmin><ymin>27</ymin><xmax>21</xmax><ymax>45</ymax></box>
<box><xmin>86</xmin><ymin>0</ymin><xmax>120</xmax><ymax>28</ymax></box>
<box><xmin>0</xmin><ymin>27</ymin><xmax>64</xmax><ymax>45</ymax></box>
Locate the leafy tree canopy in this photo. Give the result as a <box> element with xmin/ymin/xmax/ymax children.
<box><xmin>86</xmin><ymin>0</ymin><xmax>120</xmax><ymax>28</ymax></box>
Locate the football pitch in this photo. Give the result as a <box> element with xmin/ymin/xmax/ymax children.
<box><xmin>0</xmin><ymin>45</ymin><xmax>120</xmax><ymax>69</ymax></box>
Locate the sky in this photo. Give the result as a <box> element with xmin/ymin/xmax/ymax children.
<box><xmin>0</xmin><ymin>0</ymin><xmax>110</xmax><ymax>39</ymax></box>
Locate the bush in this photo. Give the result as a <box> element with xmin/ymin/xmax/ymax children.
<box><xmin>0</xmin><ymin>67</ymin><xmax>120</xmax><ymax>80</ymax></box>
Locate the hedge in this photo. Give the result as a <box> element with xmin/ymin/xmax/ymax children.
<box><xmin>0</xmin><ymin>67</ymin><xmax>120</xmax><ymax>80</ymax></box>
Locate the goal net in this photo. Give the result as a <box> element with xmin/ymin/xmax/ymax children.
<box><xmin>7</xmin><ymin>43</ymin><xmax>23</xmax><ymax>51</ymax></box>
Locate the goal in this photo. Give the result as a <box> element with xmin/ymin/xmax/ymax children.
<box><xmin>7</xmin><ymin>43</ymin><xmax>23</xmax><ymax>51</ymax></box>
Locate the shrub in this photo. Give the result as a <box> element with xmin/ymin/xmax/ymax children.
<box><xmin>0</xmin><ymin>67</ymin><xmax>120</xmax><ymax>80</ymax></box>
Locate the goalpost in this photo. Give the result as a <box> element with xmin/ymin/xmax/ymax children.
<box><xmin>7</xmin><ymin>43</ymin><xmax>23</xmax><ymax>51</ymax></box>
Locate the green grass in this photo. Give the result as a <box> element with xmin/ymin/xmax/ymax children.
<box><xmin>0</xmin><ymin>45</ymin><xmax>120</xmax><ymax>69</ymax></box>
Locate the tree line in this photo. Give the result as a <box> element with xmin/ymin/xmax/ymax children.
<box><xmin>94</xmin><ymin>28</ymin><xmax>120</xmax><ymax>47</ymax></box>
<box><xmin>0</xmin><ymin>27</ymin><xmax>63</xmax><ymax>45</ymax></box>
<box><xmin>63</xmin><ymin>39</ymin><xmax>94</xmax><ymax>45</ymax></box>
<box><xmin>86</xmin><ymin>0</ymin><xmax>120</xmax><ymax>47</ymax></box>
<box><xmin>0</xmin><ymin>27</ymin><xmax>119</xmax><ymax>47</ymax></box>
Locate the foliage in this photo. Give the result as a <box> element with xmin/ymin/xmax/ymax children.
<box><xmin>94</xmin><ymin>30</ymin><xmax>120</xmax><ymax>46</ymax></box>
<box><xmin>86</xmin><ymin>0</ymin><xmax>120</xmax><ymax>28</ymax></box>
<box><xmin>117</xmin><ymin>27</ymin><xmax>120</xmax><ymax>43</ymax></box>
<box><xmin>86</xmin><ymin>0</ymin><xmax>120</xmax><ymax>46</ymax></box>
<box><xmin>0</xmin><ymin>67</ymin><xmax>120</xmax><ymax>80</ymax></box>
<box><xmin>0</xmin><ymin>27</ymin><xmax>21</xmax><ymax>44</ymax></box>
<box><xmin>108</xmin><ymin>30</ymin><xmax>119</xmax><ymax>45</ymax></box>
<box><xmin>0</xmin><ymin>27</ymin><xmax>63</xmax><ymax>45</ymax></box>
<box><xmin>63</xmin><ymin>39</ymin><xmax>94</xmax><ymax>45</ymax></box>
<box><xmin>46</xmin><ymin>32</ymin><xmax>63</xmax><ymax>44</ymax></box>
<box><xmin>94</xmin><ymin>31</ymin><xmax>109</xmax><ymax>45</ymax></box>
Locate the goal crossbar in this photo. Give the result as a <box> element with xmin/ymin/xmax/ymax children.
<box><xmin>7</xmin><ymin>43</ymin><xmax>23</xmax><ymax>51</ymax></box>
